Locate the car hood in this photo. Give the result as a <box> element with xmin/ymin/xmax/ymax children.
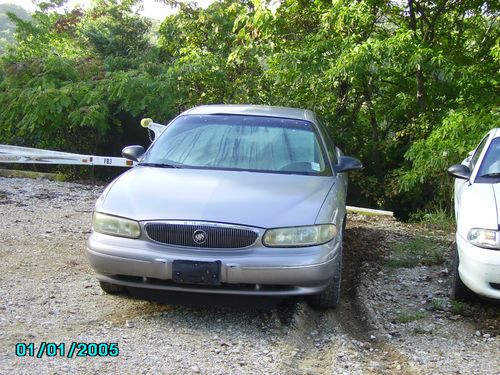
<box><xmin>97</xmin><ymin>167</ymin><xmax>334</xmax><ymax>228</ymax></box>
<box><xmin>458</xmin><ymin>183</ymin><xmax>499</xmax><ymax>234</ymax></box>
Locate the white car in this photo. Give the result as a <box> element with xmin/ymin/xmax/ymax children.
<box><xmin>447</xmin><ymin>128</ymin><xmax>500</xmax><ymax>300</ymax></box>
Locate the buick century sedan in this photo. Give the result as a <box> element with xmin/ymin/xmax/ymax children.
<box><xmin>86</xmin><ymin>105</ymin><xmax>362</xmax><ymax>308</ymax></box>
<box><xmin>448</xmin><ymin>128</ymin><xmax>500</xmax><ymax>300</ymax></box>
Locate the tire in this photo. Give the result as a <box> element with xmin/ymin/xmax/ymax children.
<box><xmin>451</xmin><ymin>244</ymin><xmax>476</xmax><ymax>301</ymax></box>
<box><xmin>308</xmin><ymin>241</ymin><xmax>343</xmax><ymax>309</ymax></box>
<box><xmin>99</xmin><ymin>281</ymin><xmax>127</xmax><ymax>295</ymax></box>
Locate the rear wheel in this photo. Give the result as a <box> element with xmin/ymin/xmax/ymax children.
<box><xmin>451</xmin><ymin>244</ymin><xmax>476</xmax><ymax>301</ymax></box>
<box><xmin>308</xmin><ymin>241</ymin><xmax>342</xmax><ymax>309</ymax></box>
<box><xmin>99</xmin><ymin>281</ymin><xmax>127</xmax><ymax>295</ymax></box>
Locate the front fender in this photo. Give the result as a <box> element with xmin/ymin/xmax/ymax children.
<box><xmin>457</xmin><ymin>183</ymin><xmax>497</xmax><ymax>239</ymax></box>
<box><xmin>315</xmin><ymin>179</ymin><xmax>346</xmax><ymax>235</ymax></box>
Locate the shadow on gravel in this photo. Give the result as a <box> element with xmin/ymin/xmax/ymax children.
<box><xmin>333</xmin><ymin>226</ymin><xmax>389</xmax><ymax>341</ymax></box>
<box><xmin>128</xmin><ymin>287</ymin><xmax>285</xmax><ymax>312</ymax></box>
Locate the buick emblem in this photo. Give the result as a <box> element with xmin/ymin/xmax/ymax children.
<box><xmin>193</xmin><ymin>229</ymin><xmax>207</xmax><ymax>244</ymax></box>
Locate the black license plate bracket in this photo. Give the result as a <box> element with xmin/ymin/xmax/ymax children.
<box><xmin>172</xmin><ymin>260</ymin><xmax>221</xmax><ymax>285</ymax></box>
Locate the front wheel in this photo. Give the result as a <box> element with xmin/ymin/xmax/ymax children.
<box><xmin>308</xmin><ymin>242</ymin><xmax>342</xmax><ymax>309</ymax></box>
<box><xmin>451</xmin><ymin>244</ymin><xmax>476</xmax><ymax>301</ymax></box>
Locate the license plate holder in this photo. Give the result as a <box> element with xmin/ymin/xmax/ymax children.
<box><xmin>172</xmin><ymin>260</ymin><xmax>221</xmax><ymax>285</ymax></box>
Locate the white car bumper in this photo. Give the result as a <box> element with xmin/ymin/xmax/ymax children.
<box><xmin>456</xmin><ymin>233</ymin><xmax>500</xmax><ymax>299</ymax></box>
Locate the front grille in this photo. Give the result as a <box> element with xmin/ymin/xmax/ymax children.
<box><xmin>145</xmin><ymin>222</ymin><xmax>258</xmax><ymax>248</ymax></box>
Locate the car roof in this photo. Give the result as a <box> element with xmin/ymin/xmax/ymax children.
<box><xmin>180</xmin><ymin>104</ymin><xmax>317</xmax><ymax>123</ymax></box>
<box><xmin>491</xmin><ymin>128</ymin><xmax>500</xmax><ymax>138</ymax></box>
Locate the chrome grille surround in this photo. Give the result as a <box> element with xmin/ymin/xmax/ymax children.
<box><xmin>144</xmin><ymin>221</ymin><xmax>260</xmax><ymax>249</ymax></box>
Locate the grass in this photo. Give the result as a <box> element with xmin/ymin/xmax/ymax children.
<box><xmin>450</xmin><ymin>300</ymin><xmax>465</xmax><ymax>315</ymax></box>
<box><xmin>431</xmin><ymin>298</ymin><xmax>446</xmax><ymax>311</ymax></box>
<box><xmin>429</xmin><ymin>298</ymin><xmax>466</xmax><ymax>315</ymax></box>
<box><xmin>413</xmin><ymin>326</ymin><xmax>431</xmax><ymax>335</ymax></box>
<box><xmin>397</xmin><ymin>311</ymin><xmax>425</xmax><ymax>323</ymax></box>
<box><xmin>0</xmin><ymin>168</ymin><xmax>67</xmax><ymax>181</ymax></box>
<box><xmin>413</xmin><ymin>327</ymin><xmax>426</xmax><ymax>334</ymax></box>
<box><xmin>387</xmin><ymin>237</ymin><xmax>447</xmax><ymax>268</ymax></box>
<box><xmin>409</xmin><ymin>208</ymin><xmax>455</xmax><ymax>232</ymax></box>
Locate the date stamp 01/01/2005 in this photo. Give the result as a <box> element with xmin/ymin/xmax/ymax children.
<box><xmin>15</xmin><ymin>342</ymin><xmax>120</xmax><ymax>358</ymax></box>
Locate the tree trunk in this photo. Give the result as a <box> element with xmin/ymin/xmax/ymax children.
<box><xmin>364</xmin><ymin>77</ymin><xmax>383</xmax><ymax>182</ymax></box>
<box><xmin>408</xmin><ymin>0</ymin><xmax>426</xmax><ymax>113</ymax></box>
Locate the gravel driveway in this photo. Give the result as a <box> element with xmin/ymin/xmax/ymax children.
<box><xmin>0</xmin><ymin>177</ymin><xmax>498</xmax><ymax>374</ymax></box>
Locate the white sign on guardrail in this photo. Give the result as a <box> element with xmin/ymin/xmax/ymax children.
<box><xmin>0</xmin><ymin>145</ymin><xmax>135</xmax><ymax>168</ymax></box>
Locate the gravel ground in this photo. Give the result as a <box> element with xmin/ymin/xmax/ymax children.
<box><xmin>0</xmin><ymin>176</ymin><xmax>498</xmax><ymax>374</ymax></box>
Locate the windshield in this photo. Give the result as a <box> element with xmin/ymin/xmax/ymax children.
<box><xmin>476</xmin><ymin>137</ymin><xmax>500</xmax><ymax>182</ymax></box>
<box><xmin>143</xmin><ymin>115</ymin><xmax>332</xmax><ymax>176</ymax></box>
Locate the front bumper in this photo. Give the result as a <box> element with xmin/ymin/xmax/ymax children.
<box><xmin>86</xmin><ymin>231</ymin><xmax>340</xmax><ymax>296</ymax></box>
<box><xmin>456</xmin><ymin>234</ymin><xmax>500</xmax><ymax>299</ymax></box>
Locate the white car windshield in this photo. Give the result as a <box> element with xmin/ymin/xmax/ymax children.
<box><xmin>477</xmin><ymin>137</ymin><xmax>500</xmax><ymax>180</ymax></box>
<box><xmin>143</xmin><ymin>115</ymin><xmax>332</xmax><ymax>176</ymax></box>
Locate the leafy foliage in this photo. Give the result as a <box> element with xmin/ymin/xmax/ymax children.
<box><xmin>0</xmin><ymin>0</ymin><xmax>498</xmax><ymax>216</ymax></box>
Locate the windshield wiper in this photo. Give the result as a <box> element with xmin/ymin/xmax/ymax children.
<box><xmin>479</xmin><ymin>172</ymin><xmax>500</xmax><ymax>178</ymax></box>
<box><xmin>138</xmin><ymin>162</ymin><xmax>182</xmax><ymax>169</ymax></box>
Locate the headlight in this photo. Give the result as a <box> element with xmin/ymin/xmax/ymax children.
<box><xmin>263</xmin><ymin>224</ymin><xmax>337</xmax><ymax>247</ymax></box>
<box><xmin>92</xmin><ymin>212</ymin><xmax>141</xmax><ymax>239</ymax></box>
<box><xmin>467</xmin><ymin>228</ymin><xmax>500</xmax><ymax>249</ymax></box>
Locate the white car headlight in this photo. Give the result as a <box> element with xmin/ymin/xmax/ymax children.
<box><xmin>467</xmin><ymin>228</ymin><xmax>500</xmax><ymax>250</ymax></box>
<box><xmin>92</xmin><ymin>212</ymin><xmax>141</xmax><ymax>239</ymax></box>
<box><xmin>263</xmin><ymin>224</ymin><xmax>337</xmax><ymax>247</ymax></box>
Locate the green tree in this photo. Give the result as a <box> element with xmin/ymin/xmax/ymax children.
<box><xmin>0</xmin><ymin>0</ymin><xmax>497</xmax><ymax>216</ymax></box>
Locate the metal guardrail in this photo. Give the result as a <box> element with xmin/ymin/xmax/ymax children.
<box><xmin>0</xmin><ymin>118</ymin><xmax>167</xmax><ymax>168</ymax></box>
<box><xmin>0</xmin><ymin>145</ymin><xmax>134</xmax><ymax>168</ymax></box>
<box><xmin>346</xmin><ymin>206</ymin><xmax>393</xmax><ymax>217</ymax></box>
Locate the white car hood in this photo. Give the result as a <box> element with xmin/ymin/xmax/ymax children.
<box><xmin>458</xmin><ymin>183</ymin><xmax>499</xmax><ymax>236</ymax></box>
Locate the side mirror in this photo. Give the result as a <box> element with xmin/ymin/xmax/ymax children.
<box><xmin>122</xmin><ymin>145</ymin><xmax>145</xmax><ymax>162</ymax></box>
<box><xmin>336</xmin><ymin>156</ymin><xmax>363</xmax><ymax>173</ymax></box>
<box><xmin>447</xmin><ymin>164</ymin><xmax>471</xmax><ymax>180</ymax></box>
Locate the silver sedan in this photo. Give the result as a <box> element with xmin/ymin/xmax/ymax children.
<box><xmin>86</xmin><ymin>105</ymin><xmax>362</xmax><ymax>308</ymax></box>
